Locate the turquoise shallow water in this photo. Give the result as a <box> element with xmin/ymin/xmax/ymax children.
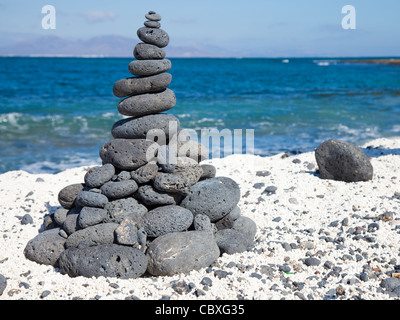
<box><xmin>0</xmin><ymin>57</ymin><xmax>399</xmax><ymax>173</ymax></box>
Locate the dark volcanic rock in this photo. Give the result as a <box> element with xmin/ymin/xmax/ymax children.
<box><xmin>75</xmin><ymin>191</ymin><xmax>108</xmax><ymax>208</ymax></box>
<box><xmin>99</xmin><ymin>139</ymin><xmax>155</xmax><ymax>171</ymax></box>
<box><xmin>100</xmin><ymin>180</ymin><xmax>138</xmax><ymax>199</ymax></box>
<box><xmin>232</xmin><ymin>216</ymin><xmax>257</xmax><ymax>239</ymax></box>
<box><xmin>137</xmin><ymin>27</ymin><xmax>169</xmax><ymax>48</ymax></box>
<box><xmin>111</xmin><ymin>114</ymin><xmax>179</xmax><ymax>140</ymax></box>
<box><xmin>180</xmin><ymin>177</ymin><xmax>240</xmax><ymax>222</ymax></box>
<box><xmin>65</xmin><ymin>223</ymin><xmax>119</xmax><ymax>248</ymax></box>
<box><xmin>134</xmin><ymin>43</ymin><xmax>166</xmax><ymax>60</ymax></box>
<box><xmin>114</xmin><ymin>216</ymin><xmax>145</xmax><ymax>247</ymax></box>
<box><xmin>153</xmin><ymin>173</ymin><xmax>191</xmax><ymax>195</ymax></box>
<box><xmin>78</xmin><ymin>207</ymin><xmax>107</xmax><ymax>228</ymax></box>
<box><xmin>84</xmin><ymin>164</ymin><xmax>115</xmax><ymax>188</ymax></box>
<box><xmin>142</xmin><ymin>205</ymin><xmax>193</xmax><ymax>237</ymax></box>
<box><xmin>128</xmin><ymin>59</ymin><xmax>171</xmax><ymax>76</ymax></box>
<box><xmin>173</xmin><ymin>157</ymin><xmax>203</xmax><ymax>185</ymax></box>
<box><xmin>215</xmin><ymin>229</ymin><xmax>254</xmax><ymax>255</ymax></box>
<box><xmin>315</xmin><ymin>139</ymin><xmax>373</xmax><ymax>182</ymax></box>
<box><xmin>146</xmin><ymin>231</ymin><xmax>220</xmax><ymax>276</ymax></box>
<box><xmin>24</xmin><ymin>228</ymin><xmax>66</xmax><ymax>266</ymax></box>
<box><xmin>131</xmin><ymin>162</ymin><xmax>159</xmax><ymax>184</ymax></box>
<box><xmin>113</xmin><ymin>73</ymin><xmax>172</xmax><ymax>98</ymax></box>
<box><xmin>193</xmin><ymin>214</ymin><xmax>213</xmax><ymax>233</ymax></box>
<box><xmin>62</xmin><ymin>212</ymin><xmax>82</xmax><ymax>235</ymax></box>
<box><xmin>58</xmin><ymin>244</ymin><xmax>148</xmax><ymax>279</ymax></box>
<box><xmin>58</xmin><ymin>183</ymin><xmax>85</xmax><ymax>209</ymax></box>
<box><xmin>117</xmin><ymin>89</ymin><xmax>176</xmax><ymax>117</ymax></box>
<box><xmin>200</xmin><ymin>164</ymin><xmax>216</xmax><ymax>180</ymax></box>
<box><xmin>104</xmin><ymin>198</ymin><xmax>147</xmax><ymax>224</ymax></box>
<box><xmin>137</xmin><ymin>185</ymin><xmax>182</xmax><ymax>206</ymax></box>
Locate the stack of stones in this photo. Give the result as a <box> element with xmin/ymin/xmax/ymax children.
<box><xmin>24</xmin><ymin>11</ymin><xmax>257</xmax><ymax>279</ymax></box>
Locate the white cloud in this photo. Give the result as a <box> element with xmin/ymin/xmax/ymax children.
<box><xmin>82</xmin><ymin>11</ymin><xmax>117</xmax><ymax>23</ymax></box>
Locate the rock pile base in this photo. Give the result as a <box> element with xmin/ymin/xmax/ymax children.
<box><xmin>24</xmin><ymin>11</ymin><xmax>257</xmax><ymax>279</ymax></box>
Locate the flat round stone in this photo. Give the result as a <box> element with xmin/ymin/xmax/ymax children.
<box><xmin>128</xmin><ymin>59</ymin><xmax>171</xmax><ymax>76</ymax></box>
<box><xmin>113</xmin><ymin>73</ymin><xmax>172</xmax><ymax>98</ymax></box>
<box><xmin>142</xmin><ymin>205</ymin><xmax>193</xmax><ymax>238</ymax></box>
<box><xmin>111</xmin><ymin>114</ymin><xmax>179</xmax><ymax>140</ymax></box>
<box><xmin>137</xmin><ymin>185</ymin><xmax>182</xmax><ymax>206</ymax></box>
<box><xmin>117</xmin><ymin>89</ymin><xmax>176</xmax><ymax>117</ymax></box>
<box><xmin>84</xmin><ymin>163</ymin><xmax>115</xmax><ymax>188</ymax></box>
<box><xmin>100</xmin><ymin>180</ymin><xmax>138</xmax><ymax>199</ymax></box>
<box><xmin>137</xmin><ymin>27</ymin><xmax>169</xmax><ymax>48</ymax></box>
<box><xmin>134</xmin><ymin>43</ymin><xmax>166</xmax><ymax>60</ymax></box>
<box><xmin>145</xmin><ymin>12</ymin><xmax>161</xmax><ymax>21</ymax></box>
<box><xmin>144</xmin><ymin>20</ymin><xmax>160</xmax><ymax>28</ymax></box>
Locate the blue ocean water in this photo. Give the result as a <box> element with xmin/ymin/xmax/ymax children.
<box><xmin>0</xmin><ymin>57</ymin><xmax>399</xmax><ymax>174</ymax></box>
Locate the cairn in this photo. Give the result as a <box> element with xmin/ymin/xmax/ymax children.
<box><xmin>24</xmin><ymin>11</ymin><xmax>257</xmax><ymax>279</ymax></box>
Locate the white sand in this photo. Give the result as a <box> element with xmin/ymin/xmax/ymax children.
<box><xmin>1</xmin><ymin>137</ymin><xmax>400</xmax><ymax>300</ymax></box>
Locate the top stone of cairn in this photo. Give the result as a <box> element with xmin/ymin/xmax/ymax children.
<box><xmin>145</xmin><ymin>11</ymin><xmax>161</xmax><ymax>21</ymax></box>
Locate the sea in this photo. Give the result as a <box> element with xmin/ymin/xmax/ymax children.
<box><xmin>0</xmin><ymin>57</ymin><xmax>399</xmax><ymax>174</ymax></box>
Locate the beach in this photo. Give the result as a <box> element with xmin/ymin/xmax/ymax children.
<box><xmin>1</xmin><ymin>137</ymin><xmax>400</xmax><ymax>300</ymax></box>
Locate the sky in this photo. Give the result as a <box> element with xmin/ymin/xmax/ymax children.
<box><xmin>0</xmin><ymin>0</ymin><xmax>399</xmax><ymax>57</ymax></box>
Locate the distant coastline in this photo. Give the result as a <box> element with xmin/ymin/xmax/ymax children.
<box><xmin>341</xmin><ymin>58</ymin><xmax>400</xmax><ymax>65</ymax></box>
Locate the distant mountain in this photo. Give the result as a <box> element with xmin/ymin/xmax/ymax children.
<box><xmin>0</xmin><ymin>34</ymin><xmax>232</xmax><ymax>58</ymax></box>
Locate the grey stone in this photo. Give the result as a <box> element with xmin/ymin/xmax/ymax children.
<box><xmin>137</xmin><ymin>185</ymin><xmax>182</xmax><ymax>206</ymax></box>
<box><xmin>180</xmin><ymin>177</ymin><xmax>241</xmax><ymax>222</ymax></box>
<box><xmin>173</xmin><ymin>157</ymin><xmax>203</xmax><ymax>185</ymax></box>
<box><xmin>84</xmin><ymin>163</ymin><xmax>115</xmax><ymax>188</ymax></box>
<box><xmin>75</xmin><ymin>191</ymin><xmax>108</xmax><ymax>208</ymax></box>
<box><xmin>137</xmin><ymin>27</ymin><xmax>169</xmax><ymax>48</ymax></box>
<box><xmin>114</xmin><ymin>216</ymin><xmax>141</xmax><ymax>247</ymax></box>
<box><xmin>131</xmin><ymin>162</ymin><xmax>159</xmax><ymax>184</ymax></box>
<box><xmin>232</xmin><ymin>216</ymin><xmax>257</xmax><ymax>239</ymax></box>
<box><xmin>215</xmin><ymin>213</ymin><xmax>235</xmax><ymax>231</ymax></box>
<box><xmin>24</xmin><ymin>228</ymin><xmax>66</xmax><ymax>266</ymax></box>
<box><xmin>228</xmin><ymin>206</ymin><xmax>241</xmax><ymax>221</ymax></box>
<box><xmin>118</xmin><ymin>89</ymin><xmax>176</xmax><ymax>117</ymax></box>
<box><xmin>153</xmin><ymin>173</ymin><xmax>191</xmax><ymax>195</ymax></box>
<box><xmin>53</xmin><ymin>208</ymin><xmax>69</xmax><ymax>226</ymax></box>
<box><xmin>380</xmin><ymin>277</ymin><xmax>400</xmax><ymax>291</ymax></box>
<box><xmin>145</xmin><ymin>12</ymin><xmax>161</xmax><ymax>21</ymax></box>
<box><xmin>78</xmin><ymin>207</ymin><xmax>107</xmax><ymax>228</ymax></box>
<box><xmin>128</xmin><ymin>59</ymin><xmax>171</xmax><ymax>76</ymax></box>
<box><xmin>134</xmin><ymin>43</ymin><xmax>166</xmax><ymax>60</ymax></box>
<box><xmin>58</xmin><ymin>244</ymin><xmax>148</xmax><ymax>279</ymax></box>
<box><xmin>144</xmin><ymin>20</ymin><xmax>160</xmax><ymax>28</ymax></box>
<box><xmin>58</xmin><ymin>183</ymin><xmax>85</xmax><ymax>209</ymax></box>
<box><xmin>21</xmin><ymin>214</ymin><xmax>33</xmax><ymax>225</ymax></box>
<box><xmin>0</xmin><ymin>273</ymin><xmax>6</xmax><ymax>296</ymax></box>
<box><xmin>99</xmin><ymin>139</ymin><xmax>155</xmax><ymax>171</ymax></box>
<box><xmin>104</xmin><ymin>197</ymin><xmax>147</xmax><ymax>224</ymax></box>
<box><xmin>142</xmin><ymin>205</ymin><xmax>193</xmax><ymax>237</ymax></box>
<box><xmin>146</xmin><ymin>231</ymin><xmax>220</xmax><ymax>276</ymax></box>
<box><xmin>315</xmin><ymin>139</ymin><xmax>373</xmax><ymax>182</ymax></box>
<box><xmin>111</xmin><ymin>114</ymin><xmax>179</xmax><ymax>140</ymax></box>
<box><xmin>100</xmin><ymin>180</ymin><xmax>138</xmax><ymax>199</ymax></box>
<box><xmin>115</xmin><ymin>171</ymin><xmax>131</xmax><ymax>181</ymax></box>
<box><xmin>62</xmin><ymin>213</ymin><xmax>81</xmax><ymax>235</ymax></box>
<box><xmin>193</xmin><ymin>214</ymin><xmax>213</xmax><ymax>233</ymax></box>
<box><xmin>65</xmin><ymin>223</ymin><xmax>119</xmax><ymax>248</ymax></box>
<box><xmin>304</xmin><ymin>257</ymin><xmax>321</xmax><ymax>266</ymax></box>
<box><xmin>215</xmin><ymin>229</ymin><xmax>254</xmax><ymax>255</ymax></box>
<box><xmin>113</xmin><ymin>73</ymin><xmax>172</xmax><ymax>98</ymax></box>
<box><xmin>200</xmin><ymin>164</ymin><xmax>216</xmax><ymax>180</ymax></box>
